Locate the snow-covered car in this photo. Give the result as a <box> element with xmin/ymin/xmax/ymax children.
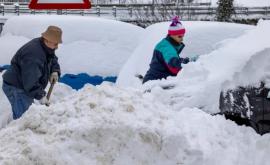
<box><xmin>0</xmin><ymin>15</ymin><xmax>144</xmax><ymax>89</ymax></box>
<box><xmin>219</xmin><ymin>46</ymin><xmax>270</xmax><ymax>135</ymax></box>
<box><xmin>219</xmin><ymin>82</ymin><xmax>270</xmax><ymax>135</ymax></box>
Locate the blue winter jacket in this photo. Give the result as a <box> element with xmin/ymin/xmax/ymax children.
<box><xmin>2</xmin><ymin>37</ymin><xmax>60</xmax><ymax>100</ymax></box>
<box><xmin>143</xmin><ymin>36</ymin><xmax>189</xmax><ymax>83</ymax></box>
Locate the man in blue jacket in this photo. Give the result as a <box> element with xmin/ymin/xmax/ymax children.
<box><xmin>2</xmin><ymin>25</ymin><xmax>62</xmax><ymax>119</ymax></box>
<box><xmin>143</xmin><ymin>16</ymin><xmax>196</xmax><ymax>84</ymax></box>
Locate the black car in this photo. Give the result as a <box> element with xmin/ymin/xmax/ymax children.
<box><xmin>219</xmin><ymin>82</ymin><xmax>270</xmax><ymax>135</ymax></box>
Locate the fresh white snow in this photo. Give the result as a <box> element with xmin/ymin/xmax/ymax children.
<box><xmin>0</xmin><ymin>81</ymin><xmax>266</xmax><ymax>165</ymax></box>
<box><xmin>1</xmin><ymin>15</ymin><xmax>270</xmax><ymax>165</ymax></box>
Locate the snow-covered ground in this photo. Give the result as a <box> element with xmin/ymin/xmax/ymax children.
<box><xmin>0</xmin><ymin>80</ymin><xmax>267</xmax><ymax>165</ymax></box>
<box><xmin>1</xmin><ymin>15</ymin><xmax>270</xmax><ymax>164</ymax></box>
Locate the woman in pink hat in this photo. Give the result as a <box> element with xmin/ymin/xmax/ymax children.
<box><xmin>143</xmin><ymin>16</ymin><xmax>197</xmax><ymax>84</ymax></box>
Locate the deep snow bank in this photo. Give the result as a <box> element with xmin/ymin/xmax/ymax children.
<box><xmin>0</xmin><ymin>71</ymin><xmax>76</xmax><ymax>129</ymax></box>
<box><xmin>0</xmin><ymin>83</ymin><xmax>268</xmax><ymax>165</ymax></box>
<box><xmin>0</xmin><ymin>15</ymin><xmax>144</xmax><ymax>76</ymax></box>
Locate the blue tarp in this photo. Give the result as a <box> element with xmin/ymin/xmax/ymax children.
<box><xmin>0</xmin><ymin>65</ymin><xmax>10</xmax><ymax>72</ymax></box>
<box><xmin>60</xmin><ymin>73</ymin><xmax>117</xmax><ymax>90</ymax></box>
<box><xmin>0</xmin><ymin>65</ymin><xmax>117</xmax><ymax>90</ymax></box>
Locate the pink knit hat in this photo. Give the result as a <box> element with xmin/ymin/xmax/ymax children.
<box><xmin>168</xmin><ymin>16</ymin><xmax>186</xmax><ymax>36</ymax></box>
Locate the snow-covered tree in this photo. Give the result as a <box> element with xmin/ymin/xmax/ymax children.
<box><xmin>216</xmin><ymin>0</ymin><xmax>234</xmax><ymax>22</ymax></box>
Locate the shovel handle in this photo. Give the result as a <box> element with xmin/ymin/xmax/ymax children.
<box><xmin>46</xmin><ymin>81</ymin><xmax>55</xmax><ymax>106</ymax></box>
